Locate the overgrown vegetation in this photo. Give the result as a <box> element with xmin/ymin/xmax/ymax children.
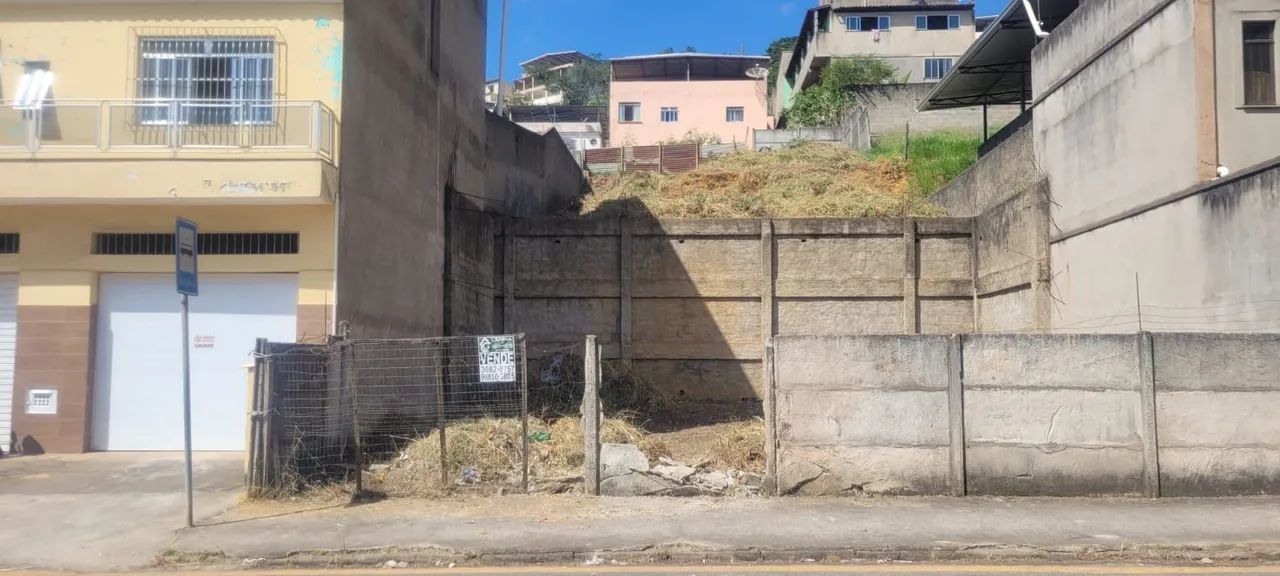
<box><xmin>522</xmin><ymin>54</ymin><xmax>611</xmax><ymax>106</ymax></box>
<box><xmin>578</xmin><ymin>142</ymin><xmax>942</xmax><ymax>219</ymax></box>
<box><xmin>868</xmin><ymin>131</ymin><xmax>981</xmax><ymax>196</ymax></box>
<box><xmin>766</xmin><ymin>35</ymin><xmax>799</xmax><ymax>99</ymax></box>
<box><xmin>787</xmin><ymin>56</ymin><xmax>899</xmax><ymax>127</ymax></box>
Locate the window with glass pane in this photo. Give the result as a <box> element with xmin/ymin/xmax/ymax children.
<box><xmin>846</xmin><ymin>16</ymin><xmax>890</xmax><ymax>31</ymax></box>
<box><xmin>924</xmin><ymin>58</ymin><xmax>953</xmax><ymax>81</ymax></box>
<box><xmin>1244</xmin><ymin>21</ymin><xmax>1275</xmax><ymax>106</ymax></box>
<box><xmin>661</xmin><ymin>107</ymin><xmax>679</xmax><ymax>123</ymax></box>
<box><xmin>726</xmin><ymin>107</ymin><xmax>745</xmax><ymax>123</ymax></box>
<box><xmin>619</xmin><ymin>102</ymin><xmax>641</xmax><ymax>122</ymax></box>
<box><xmin>916</xmin><ymin>14</ymin><xmax>953</xmax><ymax>30</ymax></box>
<box><xmin>137</xmin><ymin>37</ymin><xmax>275</xmax><ymax>124</ymax></box>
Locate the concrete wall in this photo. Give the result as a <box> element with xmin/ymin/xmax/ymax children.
<box><xmin>931</xmin><ymin>122</ymin><xmax>1038</xmax><ymax>218</ymax></box>
<box><xmin>492</xmin><ymin>218</ymin><xmax>975</xmax><ymax>401</ymax></box>
<box><xmin>1050</xmin><ymin>158</ymin><xmax>1280</xmax><ymax>332</ymax></box>
<box><xmin>337</xmin><ymin>0</ymin><xmax>487</xmax><ymax>339</ymax></box>
<box><xmin>609</xmin><ymin>79</ymin><xmax>768</xmax><ymax>147</ymax></box>
<box><xmin>771</xmin><ymin>332</ymin><xmax>1280</xmax><ymax>497</ymax></box>
<box><xmin>962</xmin><ymin>334</ymin><xmax>1152</xmax><ymax>496</ymax></box>
<box><xmin>755</xmin><ymin>108</ymin><xmax>870</xmax><ymax>151</ymax></box>
<box><xmin>1154</xmin><ymin>333</ymin><xmax>1280</xmax><ymax>496</ymax></box>
<box><xmin>483</xmin><ymin>113</ymin><xmax>589</xmax><ymax>217</ymax></box>
<box><xmin>1214</xmin><ymin>0</ymin><xmax>1280</xmax><ymax>173</ymax></box>
<box><xmin>858</xmin><ymin>84</ymin><xmax>1019</xmax><ymax>137</ymax></box>
<box><xmin>1032</xmin><ymin>0</ymin><xmax>1200</xmax><ymax>236</ymax></box>
<box><xmin>774</xmin><ymin>335</ymin><xmax>958</xmax><ymax>496</ymax></box>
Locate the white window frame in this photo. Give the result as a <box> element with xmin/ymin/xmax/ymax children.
<box><xmin>618</xmin><ymin>102</ymin><xmax>642</xmax><ymax>123</ymax></box>
<box><xmin>924</xmin><ymin>57</ymin><xmax>954</xmax><ymax>81</ymax></box>
<box><xmin>726</xmin><ymin>106</ymin><xmax>745</xmax><ymax>123</ymax></box>
<box><xmin>136</xmin><ymin>37</ymin><xmax>276</xmax><ymax>126</ymax></box>
<box><xmin>660</xmin><ymin>106</ymin><xmax>679</xmax><ymax>123</ymax></box>
<box><xmin>916</xmin><ymin>14</ymin><xmax>962</xmax><ymax>31</ymax></box>
<box><xmin>846</xmin><ymin>15</ymin><xmax>891</xmax><ymax>32</ymax></box>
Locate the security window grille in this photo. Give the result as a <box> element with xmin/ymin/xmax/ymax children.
<box><xmin>137</xmin><ymin>37</ymin><xmax>276</xmax><ymax>125</ymax></box>
<box><xmin>1244</xmin><ymin>21</ymin><xmax>1276</xmax><ymax>106</ymax></box>
<box><xmin>0</xmin><ymin>233</ymin><xmax>17</xmax><ymax>254</ymax></box>
<box><xmin>925</xmin><ymin>58</ymin><xmax>954</xmax><ymax>81</ymax></box>
<box><xmin>618</xmin><ymin>102</ymin><xmax>642</xmax><ymax>123</ymax></box>
<box><xmin>847</xmin><ymin>16</ymin><xmax>890</xmax><ymax>31</ymax></box>
<box><xmin>92</xmin><ymin>233</ymin><xmax>299</xmax><ymax>255</ymax></box>
<box><xmin>660</xmin><ymin>107</ymin><xmax>679</xmax><ymax>123</ymax></box>
<box><xmin>917</xmin><ymin>14</ymin><xmax>960</xmax><ymax>30</ymax></box>
<box><xmin>726</xmin><ymin>106</ymin><xmax>745</xmax><ymax>123</ymax></box>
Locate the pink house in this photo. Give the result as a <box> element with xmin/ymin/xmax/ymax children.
<box><xmin>609</xmin><ymin>53</ymin><xmax>771</xmax><ymax>147</ymax></box>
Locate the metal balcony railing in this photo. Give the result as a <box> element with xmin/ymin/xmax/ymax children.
<box><xmin>0</xmin><ymin>99</ymin><xmax>338</xmax><ymax>163</ymax></box>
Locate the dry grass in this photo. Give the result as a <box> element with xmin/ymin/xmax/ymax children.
<box><xmin>371</xmin><ymin>415</ymin><xmax>669</xmax><ymax>496</ymax></box>
<box><xmin>705</xmin><ymin>419</ymin><xmax>766</xmax><ymax>472</ymax></box>
<box><xmin>579</xmin><ymin>142</ymin><xmax>943</xmax><ymax>219</ymax></box>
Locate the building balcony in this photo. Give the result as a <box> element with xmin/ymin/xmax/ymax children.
<box><xmin>0</xmin><ymin>100</ymin><xmax>339</xmax><ymax>204</ymax></box>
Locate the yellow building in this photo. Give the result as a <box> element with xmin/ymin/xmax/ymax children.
<box><xmin>0</xmin><ymin>0</ymin><xmax>342</xmax><ymax>454</ymax></box>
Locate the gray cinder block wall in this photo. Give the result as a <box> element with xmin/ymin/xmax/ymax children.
<box><xmin>770</xmin><ymin>333</ymin><xmax>1280</xmax><ymax>497</ymax></box>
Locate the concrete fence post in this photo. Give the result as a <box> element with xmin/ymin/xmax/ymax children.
<box><xmin>947</xmin><ymin>335</ymin><xmax>967</xmax><ymax>496</ymax></box>
<box><xmin>619</xmin><ymin>218</ymin><xmax>633</xmax><ymax>363</ymax></box>
<box><xmin>582</xmin><ymin>335</ymin><xmax>602</xmax><ymax>496</ymax></box>
<box><xmin>503</xmin><ymin>219</ymin><xmax>516</xmax><ymax>334</ymax></box>
<box><xmin>902</xmin><ymin>218</ymin><xmax>919</xmax><ymax>334</ymax></box>
<box><xmin>1138</xmin><ymin>331</ymin><xmax>1161</xmax><ymax>498</ymax></box>
<box><xmin>764</xmin><ymin>339</ymin><xmax>779</xmax><ymax>496</ymax></box>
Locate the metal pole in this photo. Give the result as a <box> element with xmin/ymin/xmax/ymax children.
<box><xmin>495</xmin><ymin>0</ymin><xmax>511</xmax><ymax>116</ymax></box>
<box><xmin>435</xmin><ymin>342</ymin><xmax>447</xmax><ymax>491</ymax></box>
<box><xmin>181</xmin><ymin>294</ymin><xmax>194</xmax><ymax>528</ymax></box>
<box><xmin>1135</xmin><ymin>272</ymin><xmax>1144</xmax><ymax>332</ymax></box>
<box><xmin>520</xmin><ymin>335</ymin><xmax>530</xmax><ymax>494</ymax></box>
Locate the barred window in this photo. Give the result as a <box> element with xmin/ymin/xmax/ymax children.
<box><xmin>0</xmin><ymin>233</ymin><xmax>17</xmax><ymax>254</ymax></box>
<box><xmin>93</xmin><ymin>232</ymin><xmax>298</xmax><ymax>255</ymax></box>
<box><xmin>137</xmin><ymin>37</ymin><xmax>276</xmax><ymax>125</ymax></box>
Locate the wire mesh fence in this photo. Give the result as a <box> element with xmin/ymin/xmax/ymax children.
<box><xmin>250</xmin><ymin>334</ymin><xmax>543</xmax><ymax>497</ymax></box>
<box><xmin>249</xmin><ymin>334</ymin><xmax>601</xmax><ymax>498</ymax></box>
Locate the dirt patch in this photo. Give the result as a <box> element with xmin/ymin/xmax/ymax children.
<box><xmin>640</xmin><ymin>401</ymin><xmax>765</xmax><ymax>474</ymax></box>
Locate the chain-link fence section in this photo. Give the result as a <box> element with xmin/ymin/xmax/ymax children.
<box><xmin>249</xmin><ymin>334</ymin><xmax>542</xmax><ymax>498</ymax></box>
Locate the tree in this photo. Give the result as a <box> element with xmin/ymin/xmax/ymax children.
<box><xmin>658</xmin><ymin>46</ymin><xmax>698</xmax><ymax>54</ymax></box>
<box><xmin>766</xmin><ymin>36</ymin><xmax>799</xmax><ymax>99</ymax></box>
<box><xmin>786</xmin><ymin>56</ymin><xmax>899</xmax><ymax>127</ymax></box>
<box><xmin>528</xmin><ymin>54</ymin><xmax>611</xmax><ymax>106</ymax></box>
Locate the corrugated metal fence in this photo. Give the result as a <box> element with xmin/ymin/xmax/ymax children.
<box><xmin>584</xmin><ymin>142</ymin><xmax>748</xmax><ymax>176</ymax></box>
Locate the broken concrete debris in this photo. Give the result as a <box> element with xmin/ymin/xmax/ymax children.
<box><xmin>599</xmin><ymin>443</ymin><xmax>762</xmax><ymax>497</ymax></box>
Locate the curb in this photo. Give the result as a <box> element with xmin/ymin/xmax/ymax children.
<box><xmin>179</xmin><ymin>542</ymin><xmax>1280</xmax><ymax>570</ymax></box>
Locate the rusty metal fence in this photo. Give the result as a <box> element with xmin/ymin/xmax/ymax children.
<box><xmin>248</xmin><ymin>334</ymin><xmax>534</xmax><ymax>497</ymax></box>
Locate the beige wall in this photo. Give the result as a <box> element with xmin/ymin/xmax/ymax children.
<box><xmin>823</xmin><ymin>11</ymin><xmax>975</xmax><ymax>82</ymax></box>
<box><xmin>0</xmin><ymin>1</ymin><xmax>344</xmax><ymax>110</ymax></box>
<box><xmin>1032</xmin><ymin>0</ymin><xmax>1200</xmax><ymax>236</ymax></box>
<box><xmin>1215</xmin><ymin>0</ymin><xmax>1280</xmax><ymax>172</ymax></box>
<box><xmin>609</xmin><ymin>79</ymin><xmax>768</xmax><ymax>147</ymax></box>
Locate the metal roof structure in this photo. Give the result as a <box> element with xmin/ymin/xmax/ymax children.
<box><xmin>918</xmin><ymin>0</ymin><xmax>1080</xmax><ymax>111</ymax></box>
<box><xmin>519</xmin><ymin>51</ymin><xmax>590</xmax><ymax>70</ymax></box>
<box><xmin>610</xmin><ymin>53</ymin><xmax>769</xmax><ymax>82</ymax></box>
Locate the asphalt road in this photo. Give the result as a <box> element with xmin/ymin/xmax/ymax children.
<box><xmin>105</xmin><ymin>565</ymin><xmax>1280</xmax><ymax>576</ymax></box>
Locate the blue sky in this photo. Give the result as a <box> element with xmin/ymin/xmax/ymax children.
<box><xmin>484</xmin><ymin>0</ymin><xmax>1009</xmax><ymax>80</ymax></box>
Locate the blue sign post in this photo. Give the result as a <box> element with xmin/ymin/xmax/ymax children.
<box><xmin>175</xmin><ymin>218</ymin><xmax>197</xmax><ymax>528</ymax></box>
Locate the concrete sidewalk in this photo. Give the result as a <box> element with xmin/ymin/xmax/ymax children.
<box><xmin>169</xmin><ymin>496</ymin><xmax>1280</xmax><ymax>569</ymax></box>
<box><xmin>0</xmin><ymin>452</ymin><xmax>244</xmax><ymax>572</ymax></box>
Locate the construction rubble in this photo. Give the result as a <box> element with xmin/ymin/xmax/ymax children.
<box><xmin>599</xmin><ymin>443</ymin><xmax>764</xmax><ymax>497</ymax></box>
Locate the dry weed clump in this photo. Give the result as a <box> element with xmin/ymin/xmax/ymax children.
<box><xmin>370</xmin><ymin>415</ymin><xmax>668</xmax><ymax>496</ymax></box>
<box><xmin>579</xmin><ymin>142</ymin><xmax>943</xmax><ymax>219</ymax></box>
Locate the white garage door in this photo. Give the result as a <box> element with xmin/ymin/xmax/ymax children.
<box><xmin>0</xmin><ymin>274</ymin><xmax>16</xmax><ymax>454</ymax></box>
<box><xmin>92</xmin><ymin>274</ymin><xmax>298</xmax><ymax>451</ymax></box>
